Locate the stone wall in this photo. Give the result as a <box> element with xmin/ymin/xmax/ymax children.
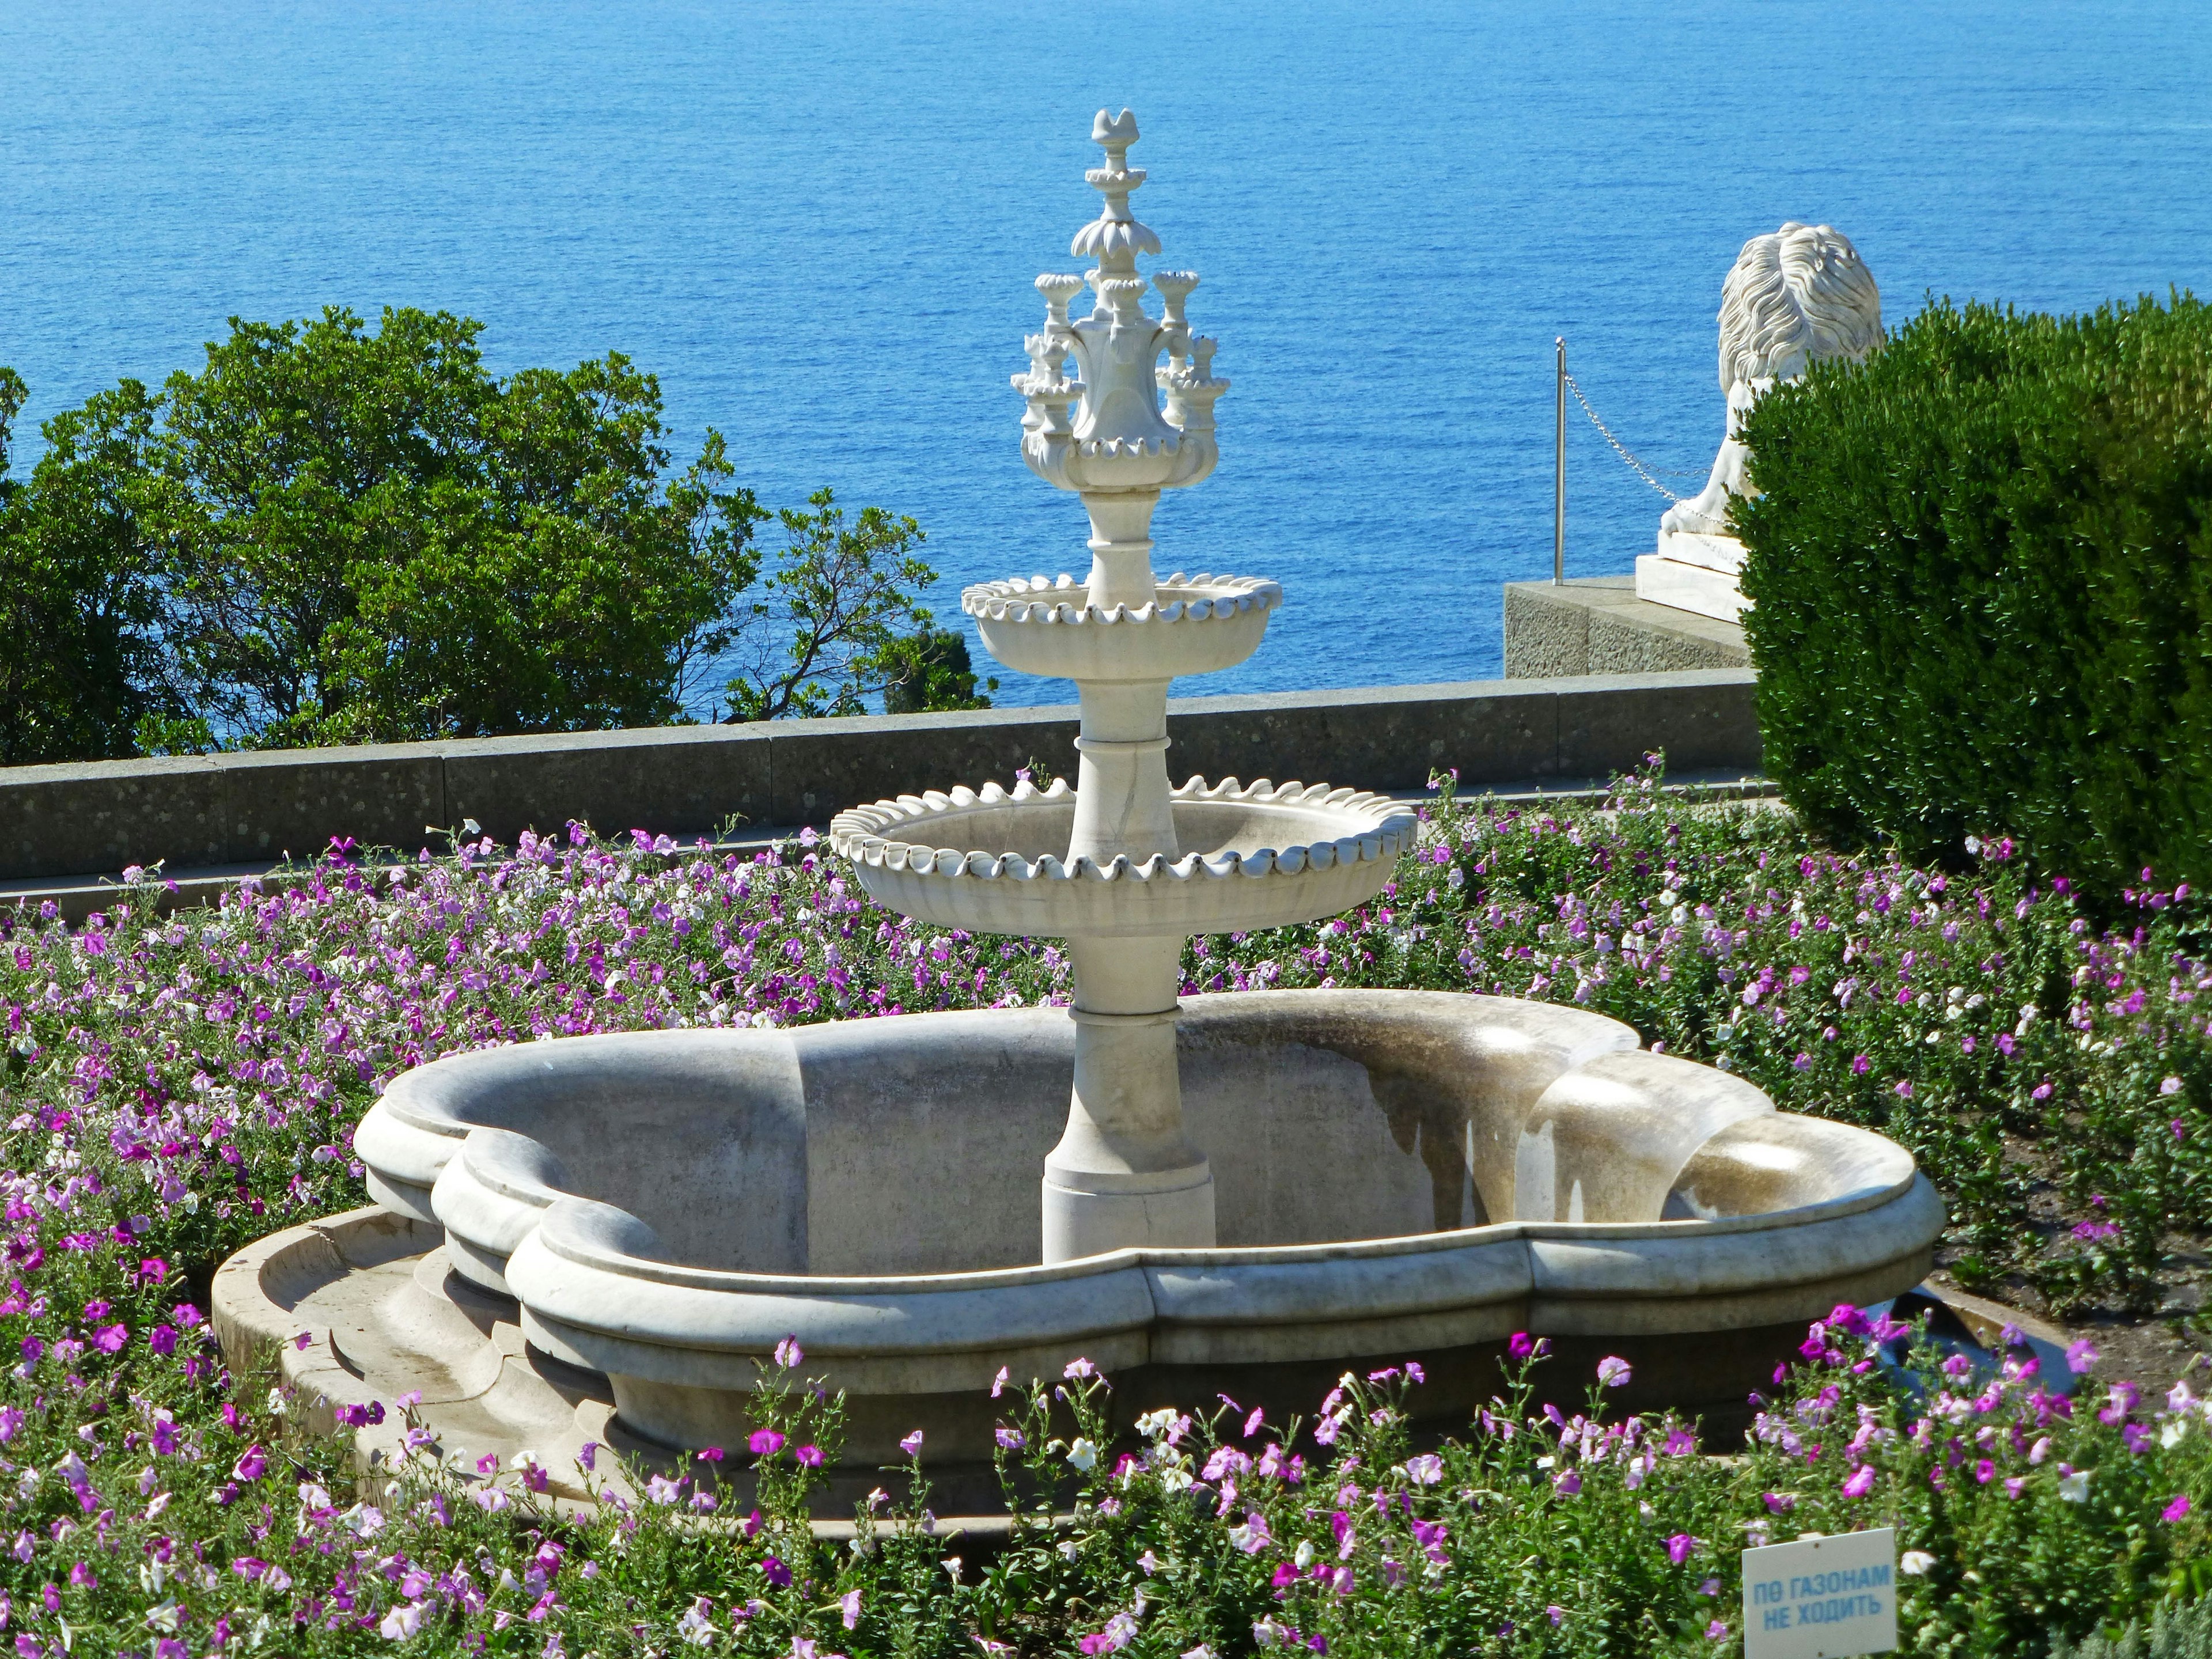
<box><xmin>1503</xmin><ymin>577</ymin><xmax>1749</xmax><ymax>678</ymax></box>
<box><xmin>0</xmin><ymin>669</ymin><xmax>1760</xmax><ymax>884</ymax></box>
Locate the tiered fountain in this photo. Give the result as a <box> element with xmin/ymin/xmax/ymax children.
<box><xmin>836</xmin><ymin>106</ymin><xmax>1416</xmax><ymax>1264</ymax></box>
<box><xmin>217</xmin><ymin>112</ymin><xmax>1944</xmax><ymax>1513</ymax></box>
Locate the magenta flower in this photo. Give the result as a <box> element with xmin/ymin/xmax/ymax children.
<box><xmin>1666</xmin><ymin>1533</ymin><xmax>1699</xmax><ymax>1565</ymax></box>
<box><xmin>899</xmin><ymin>1430</ymin><xmax>925</xmax><ymax>1457</ymax></box>
<box><xmin>2164</xmin><ymin>1495</ymin><xmax>2192</xmax><ymax>1522</ymax></box>
<box><xmin>1841</xmin><ymin>1465</ymin><xmax>1876</xmax><ymax>1499</ymax></box>
<box><xmin>793</xmin><ymin>1444</ymin><xmax>824</xmax><ymax>1468</ymax></box>
<box><xmin>2066</xmin><ymin>1338</ymin><xmax>2100</xmax><ymax>1374</ymax></box>
<box><xmin>748</xmin><ymin>1429</ymin><xmax>785</xmax><ymax>1457</ymax></box>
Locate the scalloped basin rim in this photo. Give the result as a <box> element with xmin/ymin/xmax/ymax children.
<box><xmin>533</xmin><ymin>1165</ymin><xmax>1922</xmax><ymax>1298</ymax></box>
<box><xmin>829</xmin><ymin>777</ymin><xmax>1418</xmax><ymax>882</ymax></box>
<box><xmin>963</xmin><ymin>570</ymin><xmax>1283</xmax><ymax>625</ymax></box>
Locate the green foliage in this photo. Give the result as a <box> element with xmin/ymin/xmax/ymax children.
<box><xmin>148</xmin><ymin>306</ymin><xmax>768</xmax><ymax>746</ymax></box>
<box><xmin>880</xmin><ymin>625</ymin><xmax>998</xmax><ymax>715</ymax></box>
<box><xmin>722</xmin><ymin>490</ymin><xmax>989</xmax><ymax>721</ymax></box>
<box><xmin>1736</xmin><ymin>292</ymin><xmax>2212</xmax><ymax>900</ymax></box>
<box><xmin>0</xmin><ymin>369</ymin><xmax>181</xmax><ymax>764</ymax></box>
<box><xmin>2052</xmin><ymin>1597</ymin><xmax>2212</xmax><ymax>1659</ymax></box>
<box><xmin>0</xmin><ymin>310</ymin><xmax>990</xmax><ymax>764</ymax></box>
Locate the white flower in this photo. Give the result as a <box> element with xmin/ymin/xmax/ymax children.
<box><xmin>679</xmin><ymin>1598</ymin><xmax>716</xmax><ymax>1646</ymax></box>
<box><xmin>2162</xmin><ymin>1420</ymin><xmax>2188</xmax><ymax>1449</ymax></box>
<box><xmin>1293</xmin><ymin>1540</ymin><xmax>1316</xmax><ymax>1569</ymax></box>
<box><xmin>1899</xmin><ymin>1551</ymin><xmax>1936</xmax><ymax>1576</ymax></box>
<box><xmin>2059</xmin><ymin>1470</ymin><xmax>2092</xmax><ymax>1503</ymax></box>
<box><xmin>379</xmin><ymin>1599</ymin><xmax>427</xmax><ymax>1640</ymax></box>
<box><xmin>1066</xmin><ymin>1438</ymin><xmax>1099</xmax><ymax>1473</ymax></box>
<box><xmin>266</xmin><ymin>1387</ymin><xmax>289</xmax><ymax>1418</ymax></box>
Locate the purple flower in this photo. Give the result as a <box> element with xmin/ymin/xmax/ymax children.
<box><xmin>2164</xmin><ymin>1495</ymin><xmax>2192</xmax><ymax>1522</ymax></box>
<box><xmin>899</xmin><ymin>1430</ymin><xmax>925</xmax><ymax>1457</ymax></box>
<box><xmin>761</xmin><ymin>1555</ymin><xmax>793</xmax><ymax>1588</ymax></box>
<box><xmin>2066</xmin><ymin>1339</ymin><xmax>2099</xmax><ymax>1374</ymax></box>
<box><xmin>995</xmin><ymin>1427</ymin><xmax>1026</xmax><ymax>1452</ymax></box>
<box><xmin>793</xmin><ymin>1444</ymin><xmax>824</xmax><ymax>1468</ymax></box>
<box><xmin>1666</xmin><ymin>1533</ymin><xmax>1699</xmax><ymax>1565</ymax></box>
<box><xmin>749</xmin><ymin>1429</ymin><xmax>785</xmax><ymax>1457</ymax></box>
<box><xmin>1596</xmin><ymin>1355</ymin><xmax>1632</xmax><ymax>1388</ymax></box>
<box><xmin>773</xmin><ymin>1335</ymin><xmax>804</xmax><ymax>1369</ymax></box>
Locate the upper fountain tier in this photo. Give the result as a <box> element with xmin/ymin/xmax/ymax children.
<box><xmin>963</xmin><ymin>569</ymin><xmax>1279</xmax><ymax>683</ymax></box>
<box><xmin>1013</xmin><ymin>108</ymin><xmax>1229</xmax><ymax>505</ymax></box>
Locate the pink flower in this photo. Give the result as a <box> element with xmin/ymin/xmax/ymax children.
<box><xmin>2164</xmin><ymin>1495</ymin><xmax>2192</xmax><ymax>1523</ymax></box>
<box><xmin>1666</xmin><ymin>1533</ymin><xmax>1699</xmax><ymax>1565</ymax></box>
<box><xmin>1841</xmin><ymin>1465</ymin><xmax>1876</xmax><ymax>1499</ymax></box>
<box><xmin>1063</xmin><ymin>1358</ymin><xmax>1097</xmax><ymax>1380</ymax></box>
<box><xmin>748</xmin><ymin>1429</ymin><xmax>785</xmax><ymax>1457</ymax></box>
<box><xmin>773</xmin><ymin>1335</ymin><xmax>804</xmax><ymax>1369</ymax></box>
<box><xmin>990</xmin><ymin>1367</ymin><xmax>1010</xmax><ymax>1398</ymax></box>
<box><xmin>1596</xmin><ymin>1355</ymin><xmax>1631</xmax><ymax>1388</ymax></box>
<box><xmin>840</xmin><ymin>1589</ymin><xmax>862</xmax><ymax>1629</ymax></box>
<box><xmin>2065</xmin><ymin>1339</ymin><xmax>2099</xmax><ymax>1374</ymax></box>
<box><xmin>793</xmin><ymin>1444</ymin><xmax>824</xmax><ymax>1468</ymax></box>
<box><xmin>899</xmin><ymin>1431</ymin><xmax>925</xmax><ymax>1457</ymax></box>
<box><xmin>92</xmin><ymin>1324</ymin><xmax>127</xmax><ymax>1354</ymax></box>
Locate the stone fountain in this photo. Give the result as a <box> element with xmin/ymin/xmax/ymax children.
<box><xmin>215</xmin><ymin>112</ymin><xmax>1944</xmax><ymax>1513</ymax></box>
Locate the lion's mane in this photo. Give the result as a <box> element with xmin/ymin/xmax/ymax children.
<box><xmin>1717</xmin><ymin>222</ymin><xmax>1883</xmax><ymax>391</ymax></box>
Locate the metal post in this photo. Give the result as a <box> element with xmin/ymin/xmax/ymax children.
<box><xmin>1554</xmin><ymin>337</ymin><xmax>1566</xmax><ymax>585</ymax></box>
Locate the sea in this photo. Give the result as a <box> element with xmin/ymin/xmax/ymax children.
<box><xmin>4</xmin><ymin>1</ymin><xmax>2210</xmax><ymax>711</ymax></box>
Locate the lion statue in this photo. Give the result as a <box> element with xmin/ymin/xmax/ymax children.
<box><xmin>1658</xmin><ymin>222</ymin><xmax>1883</xmax><ymax>540</ymax></box>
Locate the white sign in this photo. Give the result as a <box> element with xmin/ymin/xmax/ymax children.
<box><xmin>1741</xmin><ymin>1528</ymin><xmax>1899</xmax><ymax>1659</ymax></box>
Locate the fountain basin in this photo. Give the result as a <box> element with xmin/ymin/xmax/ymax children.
<box><xmin>828</xmin><ymin>778</ymin><xmax>1418</xmax><ymax>935</ymax></box>
<box><xmin>350</xmin><ymin>991</ymin><xmax>1942</xmax><ymax>1468</ymax></box>
<box><xmin>964</xmin><ymin>571</ymin><xmax>1281</xmax><ymax>681</ymax></box>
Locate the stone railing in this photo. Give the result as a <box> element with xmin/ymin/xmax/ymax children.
<box><xmin>1</xmin><ymin>670</ymin><xmax>1759</xmax><ymax>892</ymax></box>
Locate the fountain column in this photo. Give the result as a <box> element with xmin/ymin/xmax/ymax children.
<box><xmin>1043</xmin><ymin>478</ymin><xmax>1211</xmax><ymax>1259</ymax></box>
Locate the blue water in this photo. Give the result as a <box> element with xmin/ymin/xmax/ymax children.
<box><xmin>5</xmin><ymin>2</ymin><xmax>2210</xmax><ymax>710</ymax></box>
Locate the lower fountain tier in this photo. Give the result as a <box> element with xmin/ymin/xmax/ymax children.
<box><xmin>346</xmin><ymin>993</ymin><xmax>1943</xmax><ymax>1468</ymax></box>
<box><xmin>828</xmin><ymin>777</ymin><xmax>1418</xmax><ymax>936</ymax></box>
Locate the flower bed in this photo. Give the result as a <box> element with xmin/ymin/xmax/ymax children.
<box><xmin>0</xmin><ymin>770</ymin><xmax>2207</xmax><ymax>1654</ymax></box>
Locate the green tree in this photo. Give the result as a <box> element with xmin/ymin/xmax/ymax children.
<box><xmin>1</xmin><ymin>309</ymin><xmax>985</xmax><ymax>764</ymax></box>
<box><xmin>0</xmin><ymin>370</ymin><xmax>180</xmax><ymax>765</ymax></box>
<box><xmin>147</xmin><ymin>307</ymin><xmax>767</xmax><ymax>746</ymax></box>
<box><xmin>721</xmin><ymin>490</ymin><xmax>993</xmax><ymax>721</ymax></box>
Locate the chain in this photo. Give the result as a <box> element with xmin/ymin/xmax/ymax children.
<box><xmin>1561</xmin><ymin>369</ymin><xmax>1703</xmax><ymax>503</ymax></box>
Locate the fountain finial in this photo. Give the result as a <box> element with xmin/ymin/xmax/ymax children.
<box><xmin>1018</xmin><ymin>109</ymin><xmax>1224</xmax><ymax>520</ymax></box>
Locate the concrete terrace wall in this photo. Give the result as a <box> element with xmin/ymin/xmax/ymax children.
<box><xmin>0</xmin><ymin>670</ymin><xmax>1759</xmax><ymax>884</ymax></box>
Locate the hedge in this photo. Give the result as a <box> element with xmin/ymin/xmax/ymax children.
<box><xmin>1734</xmin><ymin>292</ymin><xmax>2212</xmax><ymax>897</ymax></box>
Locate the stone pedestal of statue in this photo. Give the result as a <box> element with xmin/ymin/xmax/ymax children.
<box><xmin>1636</xmin><ymin>529</ymin><xmax>1747</xmax><ymax>624</ymax></box>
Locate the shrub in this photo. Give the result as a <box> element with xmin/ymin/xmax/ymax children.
<box><xmin>1735</xmin><ymin>293</ymin><xmax>2212</xmax><ymax>900</ymax></box>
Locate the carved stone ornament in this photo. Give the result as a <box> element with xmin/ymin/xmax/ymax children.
<box><xmin>1639</xmin><ymin>222</ymin><xmax>1882</xmax><ymax>623</ymax></box>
